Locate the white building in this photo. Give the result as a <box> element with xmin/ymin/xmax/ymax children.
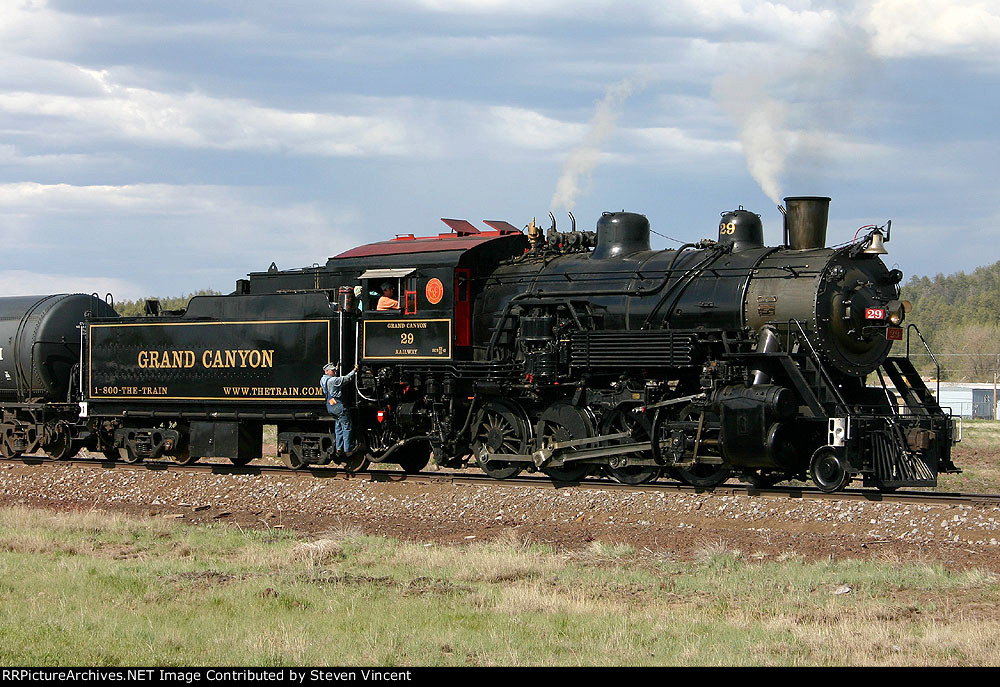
<box><xmin>930</xmin><ymin>382</ymin><xmax>998</xmax><ymax>419</ymax></box>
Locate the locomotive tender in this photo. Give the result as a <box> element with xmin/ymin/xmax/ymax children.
<box><xmin>0</xmin><ymin>197</ymin><xmax>957</xmax><ymax>492</ymax></box>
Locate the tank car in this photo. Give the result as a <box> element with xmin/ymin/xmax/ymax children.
<box><xmin>0</xmin><ymin>294</ymin><xmax>117</xmax><ymax>458</ymax></box>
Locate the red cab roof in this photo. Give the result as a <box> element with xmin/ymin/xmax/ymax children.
<box><xmin>332</xmin><ymin>219</ymin><xmax>522</xmax><ymax>259</ymax></box>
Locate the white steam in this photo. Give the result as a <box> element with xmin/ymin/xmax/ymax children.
<box><xmin>550</xmin><ymin>78</ymin><xmax>639</xmax><ymax>211</ymax></box>
<box><xmin>713</xmin><ymin>18</ymin><xmax>878</xmax><ymax>205</ymax></box>
<box><xmin>713</xmin><ymin>73</ymin><xmax>787</xmax><ymax>205</ymax></box>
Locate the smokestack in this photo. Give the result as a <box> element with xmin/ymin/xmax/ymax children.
<box><xmin>783</xmin><ymin>196</ymin><xmax>830</xmax><ymax>250</ymax></box>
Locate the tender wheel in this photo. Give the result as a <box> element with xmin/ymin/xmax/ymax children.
<box><xmin>338</xmin><ymin>435</ymin><xmax>369</xmax><ymax>473</ymax></box>
<box><xmin>342</xmin><ymin>451</ymin><xmax>370</xmax><ymax>473</ymax></box>
<box><xmin>280</xmin><ymin>450</ymin><xmax>306</xmax><ymax>469</ymax></box>
<box><xmin>394</xmin><ymin>441</ymin><xmax>430</xmax><ymax>473</ymax></box>
<box><xmin>0</xmin><ymin>432</ymin><xmax>22</xmax><ymax>459</ymax></box>
<box><xmin>169</xmin><ymin>452</ymin><xmax>198</xmax><ymax>465</ymax></box>
<box><xmin>42</xmin><ymin>426</ymin><xmax>76</xmax><ymax>460</ymax></box>
<box><xmin>536</xmin><ymin>402</ymin><xmax>594</xmax><ymax>483</ymax></box>
<box><xmin>472</xmin><ymin>400</ymin><xmax>530</xmax><ymax>479</ymax></box>
<box><xmin>118</xmin><ymin>446</ymin><xmax>143</xmax><ymax>464</ymax></box>
<box><xmin>809</xmin><ymin>447</ymin><xmax>850</xmax><ymax>493</ymax></box>
<box><xmin>601</xmin><ymin>403</ymin><xmax>660</xmax><ymax>485</ymax></box>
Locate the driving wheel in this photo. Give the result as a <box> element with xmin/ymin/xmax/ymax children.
<box><xmin>536</xmin><ymin>402</ymin><xmax>594</xmax><ymax>483</ymax></box>
<box><xmin>472</xmin><ymin>400</ymin><xmax>530</xmax><ymax>479</ymax></box>
<box><xmin>601</xmin><ymin>403</ymin><xmax>660</xmax><ymax>485</ymax></box>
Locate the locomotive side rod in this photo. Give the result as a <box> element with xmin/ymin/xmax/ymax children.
<box><xmin>486</xmin><ymin>440</ymin><xmax>725</xmax><ymax>468</ymax></box>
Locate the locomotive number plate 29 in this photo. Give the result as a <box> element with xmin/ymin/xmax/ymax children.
<box><xmin>865</xmin><ymin>308</ymin><xmax>886</xmax><ymax>320</ymax></box>
<box><xmin>362</xmin><ymin>319</ymin><xmax>452</xmax><ymax>360</ymax></box>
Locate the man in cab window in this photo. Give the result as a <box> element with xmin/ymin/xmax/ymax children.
<box><xmin>376</xmin><ymin>282</ymin><xmax>400</xmax><ymax>310</ymax></box>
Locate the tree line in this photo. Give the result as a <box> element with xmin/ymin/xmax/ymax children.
<box><xmin>113</xmin><ymin>290</ymin><xmax>221</xmax><ymax>317</ymax></box>
<box><xmin>902</xmin><ymin>260</ymin><xmax>1000</xmax><ymax>382</ymax></box>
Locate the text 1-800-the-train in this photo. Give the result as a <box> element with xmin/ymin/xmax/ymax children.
<box><xmin>0</xmin><ymin>196</ymin><xmax>958</xmax><ymax>492</ymax></box>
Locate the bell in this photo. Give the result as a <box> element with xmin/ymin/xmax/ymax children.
<box><xmin>863</xmin><ymin>229</ymin><xmax>888</xmax><ymax>255</ymax></box>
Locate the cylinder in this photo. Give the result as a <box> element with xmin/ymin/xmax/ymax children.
<box><xmin>784</xmin><ymin>196</ymin><xmax>831</xmax><ymax>250</ymax></box>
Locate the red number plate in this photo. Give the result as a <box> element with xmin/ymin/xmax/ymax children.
<box><xmin>886</xmin><ymin>327</ymin><xmax>903</xmax><ymax>341</ymax></box>
<box><xmin>865</xmin><ymin>308</ymin><xmax>886</xmax><ymax>320</ymax></box>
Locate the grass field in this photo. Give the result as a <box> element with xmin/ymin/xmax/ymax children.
<box><xmin>938</xmin><ymin>420</ymin><xmax>1000</xmax><ymax>493</ymax></box>
<box><xmin>2</xmin><ymin>506</ymin><xmax>999</xmax><ymax>666</ymax></box>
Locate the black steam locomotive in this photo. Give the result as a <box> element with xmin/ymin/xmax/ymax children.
<box><xmin>0</xmin><ymin>197</ymin><xmax>958</xmax><ymax>492</ymax></box>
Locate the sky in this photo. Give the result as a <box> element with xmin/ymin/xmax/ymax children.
<box><xmin>1</xmin><ymin>0</ymin><xmax>998</xmax><ymax>299</ymax></box>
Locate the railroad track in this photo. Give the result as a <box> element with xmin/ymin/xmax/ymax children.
<box><xmin>3</xmin><ymin>454</ymin><xmax>998</xmax><ymax>507</ymax></box>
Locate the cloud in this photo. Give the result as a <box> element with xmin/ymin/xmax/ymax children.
<box><xmin>0</xmin><ymin>270</ymin><xmax>141</xmax><ymax>300</ymax></box>
<box><xmin>0</xmin><ymin>0</ymin><xmax>101</xmax><ymax>55</ymax></box>
<box><xmin>0</xmin><ymin>182</ymin><xmax>361</xmax><ymax>296</ymax></box>
<box><xmin>0</xmin><ymin>144</ymin><xmax>108</xmax><ymax>168</ymax></box>
<box><xmin>628</xmin><ymin>126</ymin><xmax>741</xmax><ymax>157</ymax></box>
<box><xmin>487</xmin><ymin>106</ymin><xmax>584</xmax><ymax>151</ymax></box>
<box><xmin>862</xmin><ymin>0</ymin><xmax>1000</xmax><ymax>59</ymax></box>
<box><xmin>550</xmin><ymin>78</ymin><xmax>641</xmax><ymax>211</ymax></box>
<box><xmin>0</xmin><ymin>68</ymin><xmax>415</xmax><ymax>157</ymax></box>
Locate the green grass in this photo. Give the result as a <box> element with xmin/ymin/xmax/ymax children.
<box><xmin>2</xmin><ymin>507</ymin><xmax>1000</xmax><ymax>666</ymax></box>
<box><xmin>937</xmin><ymin>419</ymin><xmax>1000</xmax><ymax>493</ymax></box>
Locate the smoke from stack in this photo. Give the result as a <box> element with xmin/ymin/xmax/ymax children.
<box><xmin>713</xmin><ymin>19</ymin><xmax>875</xmax><ymax>206</ymax></box>
<box><xmin>550</xmin><ymin>77</ymin><xmax>640</xmax><ymax>212</ymax></box>
<box><xmin>713</xmin><ymin>72</ymin><xmax>788</xmax><ymax>205</ymax></box>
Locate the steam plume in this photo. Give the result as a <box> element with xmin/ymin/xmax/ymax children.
<box><xmin>713</xmin><ymin>72</ymin><xmax>787</xmax><ymax>205</ymax></box>
<box><xmin>550</xmin><ymin>78</ymin><xmax>639</xmax><ymax>211</ymax></box>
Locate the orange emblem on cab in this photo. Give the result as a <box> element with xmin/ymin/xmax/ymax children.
<box><xmin>425</xmin><ymin>278</ymin><xmax>444</xmax><ymax>305</ymax></box>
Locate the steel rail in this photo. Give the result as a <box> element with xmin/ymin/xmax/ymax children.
<box><xmin>2</xmin><ymin>455</ymin><xmax>998</xmax><ymax>508</ymax></box>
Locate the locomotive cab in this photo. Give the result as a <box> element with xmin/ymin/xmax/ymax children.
<box><xmin>359</xmin><ymin>267</ymin><xmax>455</xmax><ymax>362</ymax></box>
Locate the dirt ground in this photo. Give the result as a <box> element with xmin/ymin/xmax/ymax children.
<box><xmin>3</xmin><ymin>442</ymin><xmax>1000</xmax><ymax>571</ymax></box>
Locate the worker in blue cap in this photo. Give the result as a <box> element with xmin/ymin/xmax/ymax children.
<box><xmin>321</xmin><ymin>361</ymin><xmax>358</xmax><ymax>458</ymax></box>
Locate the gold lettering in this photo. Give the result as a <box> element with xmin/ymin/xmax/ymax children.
<box><xmin>139</xmin><ymin>348</ymin><xmax>275</xmax><ymax>369</ymax></box>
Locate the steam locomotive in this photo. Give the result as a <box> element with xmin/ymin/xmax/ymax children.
<box><xmin>0</xmin><ymin>197</ymin><xmax>958</xmax><ymax>492</ymax></box>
